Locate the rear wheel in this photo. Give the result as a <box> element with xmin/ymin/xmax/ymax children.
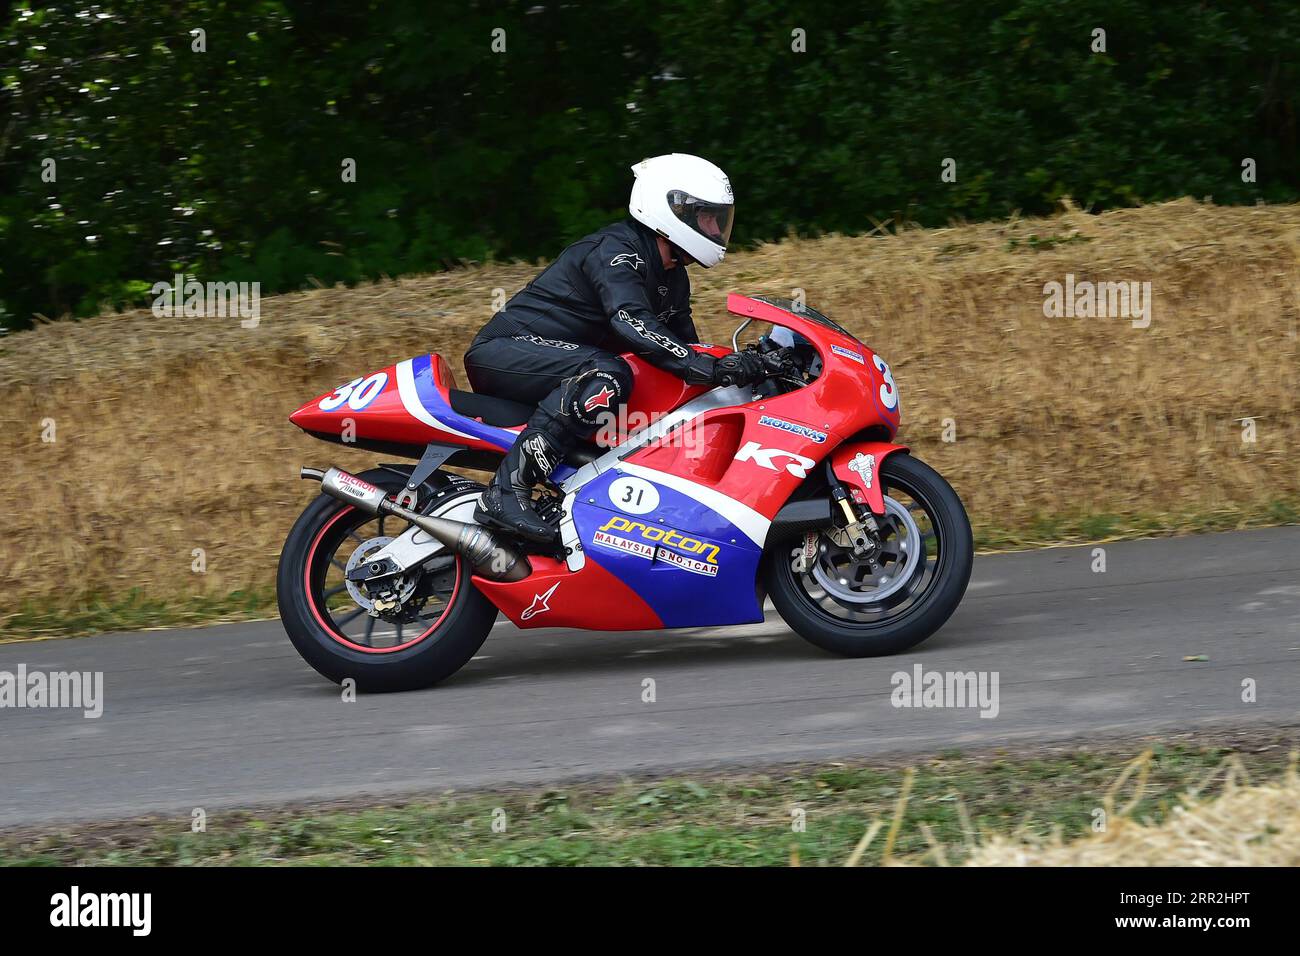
<box><xmin>276</xmin><ymin>470</ymin><xmax>497</xmax><ymax>691</ymax></box>
<box><xmin>765</xmin><ymin>453</ymin><xmax>972</xmax><ymax>656</ymax></box>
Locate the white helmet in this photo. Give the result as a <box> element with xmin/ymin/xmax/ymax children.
<box><xmin>628</xmin><ymin>153</ymin><xmax>734</xmax><ymax>268</ymax></box>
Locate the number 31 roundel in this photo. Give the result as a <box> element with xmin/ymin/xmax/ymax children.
<box><xmin>608</xmin><ymin>476</ymin><xmax>660</xmax><ymax>515</ymax></box>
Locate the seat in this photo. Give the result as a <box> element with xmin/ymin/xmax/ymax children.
<box><xmin>448</xmin><ymin>389</ymin><xmax>534</xmax><ymax>427</ymax></box>
<box><xmin>447</xmin><ymin>388</ymin><xmax>601</xmax><ymax>467</ymax></box>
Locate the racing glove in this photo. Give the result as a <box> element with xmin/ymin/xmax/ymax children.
<box><xmin>712</xmin><ymin>350</ymin><xmax>767</xmax><ymax>388</ymax></box>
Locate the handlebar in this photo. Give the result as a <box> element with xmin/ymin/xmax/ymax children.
<box><xmin>716</xmin><ymin>346</ymin><xmax>805</xmax><ymax>389</ymax></box>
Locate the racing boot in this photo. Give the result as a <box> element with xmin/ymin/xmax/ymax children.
<box><xmin>475</xmin><ymin>427</ymin><xmax>569</xmax><ymax>544</ymax></box>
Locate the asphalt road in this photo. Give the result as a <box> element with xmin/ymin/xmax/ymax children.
<box><xmin>2</xmin><ymin>527</ymin><xmax>1297</xmax><ymax>827</ymax></box>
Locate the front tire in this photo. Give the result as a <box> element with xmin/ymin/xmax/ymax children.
<box><xmin>277</xmin><ymin>470</ymin><xmax>498</xmax><ymax>691</ymax></box>
<box><xmin>765</xmin><ymin>453</ymin><xmax>972</xmax><ymax>657</ymax></box>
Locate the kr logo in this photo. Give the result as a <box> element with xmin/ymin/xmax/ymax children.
<box><xmin>735</xmin><ymin>441</ymin><xmax>816</xmax><ymax>478</ymax></box>
<box><xmin>584</xmin><ymin>385</ymin><xmax>616</xmax><ymax>412</ymax></box>
<box><xmin>521</xmin><ymin>581</ymin><xmax>560</xmax><ymax>621</ymax></box>
<box><xmin>609</xmin><ymin>252</ymin><xmax>643</xmax><ymax>271</ymax></box>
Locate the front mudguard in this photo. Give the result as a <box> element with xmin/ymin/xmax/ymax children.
<box><xmin>830</xmin><ymin>441</ymin><xmax>910</xmax><ymax>515</ymax></box>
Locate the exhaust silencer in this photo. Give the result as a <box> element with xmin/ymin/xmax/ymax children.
<box><xmin>302</xmin><ymin>466</ymin><xmax>531</xmax><ymax>582</ymax></box>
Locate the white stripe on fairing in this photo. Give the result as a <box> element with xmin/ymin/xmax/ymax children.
<box><xmin>618</xmin><ymin>462</ymin><xmax>771</xmax><ymax>546</ymax></box>
<box><xmin>395</xmin><ymin>359</ymin><xmax>478</xmax><ymax>441</ymax></box>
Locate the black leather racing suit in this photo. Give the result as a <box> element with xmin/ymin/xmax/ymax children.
<box><xmin>464</xmin><ymin>218</ymin><xmax>716</xmax><ymax>448</ymax></box>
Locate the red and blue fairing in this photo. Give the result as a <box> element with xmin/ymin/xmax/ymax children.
<box><xmin>291</xmin><ymin>294</ymin><xmax>911</xmax><ymax>633</ymax></box>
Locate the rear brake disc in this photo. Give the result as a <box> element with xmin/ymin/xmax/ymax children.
<box><xmin>344</xmin><ymin>536</ymin><xmax>418</xmax><ymax>613</ymax></box>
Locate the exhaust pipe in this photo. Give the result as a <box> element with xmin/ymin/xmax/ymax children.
<box><xmin>301</xmin><ymin>466</ymin><xmax>531</xmax><ymax>582</ymax></box>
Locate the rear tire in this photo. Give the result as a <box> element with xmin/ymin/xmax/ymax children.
<box><xmin>277</xmin><ymin>470</ymin><xmax>498</xmax><ymax>691</ymax></box>
<box><xmin>765</xmin><ymin>453</ymin><xmax>972</xmax><ymax>657</ymax></box>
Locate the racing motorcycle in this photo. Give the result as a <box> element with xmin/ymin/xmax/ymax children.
<box><xmin>277</xmin><ymin>293</ymin><xmax>973</xmax><ymax>690</ymax></box>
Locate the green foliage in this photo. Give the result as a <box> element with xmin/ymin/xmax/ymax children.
<box><xmin>1</xmin><ymin>0</ymin><xmax>1297</xmax><ymax>329</ymax></box>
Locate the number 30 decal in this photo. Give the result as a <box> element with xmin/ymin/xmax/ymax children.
<box><xmin>873</xmin><ymin>355</ymin><xmax>899</xmax><ymax>411</ymax></box>
<box><xmin>319</xmin><ymin>372</ymin><xmax>388</xmax><ymax>412</ymax></box>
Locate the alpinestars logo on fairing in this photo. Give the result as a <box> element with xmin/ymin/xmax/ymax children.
<box><xmin>521</xmin><ymin>582</ymin><xmax>560</xmax><ymax>620</ymax></box>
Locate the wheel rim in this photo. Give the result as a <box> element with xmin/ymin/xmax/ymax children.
<box><xmin>304</xmin><ymin>504</ymin><xmax>461</xmax><ymax>654</ymax></box>
<box><xmin>787</xmin><ymin>471</ymin><xmax>944</xmax><ymax>628</ymax></box>
<box><xmin>811</xmin><ymin>495</ymin><xmax>922</xmax><ymax>604</ymax></box>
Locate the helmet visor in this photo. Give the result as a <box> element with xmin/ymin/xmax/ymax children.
<box><xmin>667</xmin><ymin>190</ymin><xmax>734</xmax><ymax>248</ymax></box>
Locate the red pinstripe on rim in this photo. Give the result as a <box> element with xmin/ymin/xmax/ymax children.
<box><xmin>304</xmin><ymin>505</ymin><xmax>459</xmax><ymax>654</ymax></box>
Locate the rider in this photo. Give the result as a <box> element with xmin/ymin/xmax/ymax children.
<box><xmin>465</xmin><ymin>153</ymin><xmax>767</xmax><ymax>543</ymax></box>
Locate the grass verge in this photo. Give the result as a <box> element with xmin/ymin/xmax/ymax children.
<box><xmin>0</xmin><ymin>588</ymin><xmax>276</xmax><ymax>643</ymax></box>
<box><xmin>2</xmin><ymin>728</ymin><xmax>1294</xmax><ymax>866</ymax></box>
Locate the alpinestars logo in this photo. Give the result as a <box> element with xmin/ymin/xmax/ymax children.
<box><xmin>521</xmin><ymin>581</ymin><xmax>560</xmax><ymax>620</ymax></box>
<box><xmin>617</xmin><ymin>311</ymin><xmax>688</xmax><ymax>358</ymax></box>
<box><xmin>514</xmin><ymin>334</ymin><xmax>579</xmax><ymax>351</ymax></box>
<box><xmin>584</xmin><ymin>385</ymin><xmax>616</xmax><ymax>412</ymax></box>
<box><xmin>610</xmin><ymin>252</ymin><xmax>643</xmax><ymax>271</ymax></box>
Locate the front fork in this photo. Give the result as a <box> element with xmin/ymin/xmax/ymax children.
<box><xmin>826</xmin><ymin>461</ymin><xmax>880</xmax><ymax>557</ymax></box>
<box><xmin>823</xmin><ymin>440</ymin><xmax>910</xmax><ymax>558</ymax></box>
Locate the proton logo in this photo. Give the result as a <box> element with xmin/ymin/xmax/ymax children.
<box><xmin>521</xmin><ymin>581</ymin><xmax>560</xmax><ymax>621</ymax></box>
<box><xmin>610</xmin><ymin>252</ymin><xmax>643</xmax><ymax>271</ymax></box>
<box><xmin>847</xmin><ymin>452</ymin><xmax>876</xmax><ymax>489</ymax></box>
<box><xmin>734</xmin><ymin>441</ymin><xmax>816</xmax><ymax>479</ymax></box>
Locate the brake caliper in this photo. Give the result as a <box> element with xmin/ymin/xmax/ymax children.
<box><xmin>791</xmin><ymin>531</ymin><xmax>820</xmax><ymax>573</ymax></box>
<box><xmin>828</xmin><ymin>486</ymin><xmax>879</xmax><ymax>558</ymax></box>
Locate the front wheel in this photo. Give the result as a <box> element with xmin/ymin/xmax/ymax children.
<box><xmin>765</xmin><ymin>453</ymin><xmax>972</xmax><ymax>657</ymax></box>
